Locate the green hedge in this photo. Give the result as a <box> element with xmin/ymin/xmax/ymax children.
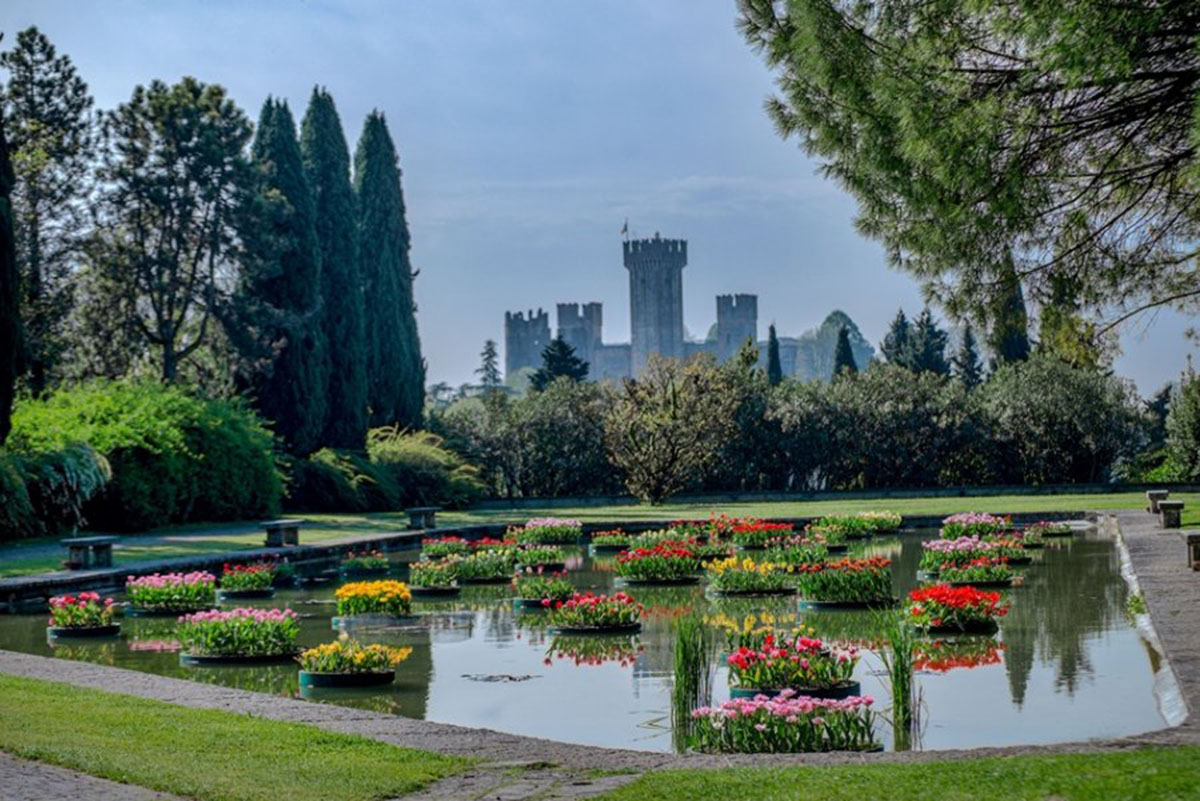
<box><xmin>9</xmin><ymin>381</ymin><xmax>281</xmax><ymax>532</ymax></box>
<box><xmin>0</xmin><ymin>444</ymin><xmax>110</xmax><ymax>541</ymax></box>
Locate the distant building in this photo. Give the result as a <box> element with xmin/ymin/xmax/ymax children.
<box><xmin>503</xmin><ymin>308</ymin><xmax>550</xmax><ymax>380</ymax></box>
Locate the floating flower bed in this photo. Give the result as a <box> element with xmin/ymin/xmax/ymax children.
<box><xmin>690</xmin><ymin>690</ymin><xmax>877</xmax><ymax>753</ymax></box>
<box><xmin>1008</xmin><ymin>528</ymin><xmax>1045</xmax><ymax>549</ymax></box>
<box><xmin>515</xmin><ymin>517</ymin><xmax>583</xmax><ymax>545</ymax></box>
<box><xmin>731</xmin><ymin>520</ymin><xmax>793</xmax><ymax>549</ymax></box>
<box><xmin>420</xmin><ymin>537</ymin><xmax>469</xmax><ymax>559</ymax></box>
<box><xmin>515</xmin><ymin>545</ymin><xmax>568</xmax><ymax>570</ymax></box>
<box><xmin>177</xmin><ymin>607</ymin><xmax>299</xmax><ymax>663</ymax></box>
<box><xmin>794</xmin><ymin>557</ymin><xmax>893</xmax><ymax>606</ymax></box>
<box><xmin>919</xmin><ymin>536</ymin><xmax>1008</xmax><ymax>572</ymax></box>
<box><xmin>859</xmin><ymin>511</ymin><xmax>902</xmax><ymax>533</ymax></box>
<box><xmin>913</xmin><ymin>638</ymin><xmax>1006</xmax><ymax>672</ymax></box>
<box><xmin>469</xmin><ymin>537</ymin><xmax>515</xmax><ymax>551</ymax></box>
<box><xmin>1027</xmin><ymin>520</ymin><xmax>1073</xmax><ymax>538</ymax></box>
<box><xmin>548</xmin><ymin>591</ymin><xmax>643</xmax><ymax>634</ymax></box>
<box><xmin>297</xmin><ymin>640</ymin><xmax>412</xmax><ymax>687</ymax></box>
<box><xmin>726</xmin><ymin>633</ymin><xmax>860</xmax><ymax>697</ymax></box>
<box><xmin>763</xmin><ymin>536</ymin><xmax>829</xmax><ymax>566</ymax></box>
<box><xmin>615</xmin><ymin>543</ymin><xmax>700</xmax><ymax>584</ymax></box>
<box><xmin>47</xmin><ymin>592</ymin><xmax>119</xmax><ymax>637</ymax></box>
<box><xmin>545</xmin><ymin>635</ymin><xmax>642</xmax><ymax>667</ymax></box>
<box><xmin>513</xmin><ymin>568</ymin><xmax>574</xmax><ymax>608</ymax></box>
<box><xmin>939</xmin><ymin>557</ymin><xmax>1015</xmax><ymax>587</ymax></box>
<box><xmin>219</xmin><ymin>562</ymin><xmax>276</xmax><ymax>598</ymax></box>
<box><xmin>335</xmin><ymin>580</ymin><xmax>412</xmax><ymax>618</ymax></box>
<box><xmin>908</xmin><ymin>584</ymin><xmax>1010</xmax><ymax>634</ymax></box>
<box><xmin>126</xmin><ymin>572</ymin><xmax>217</xmax><ymax>614</ymax></box>
<box><xmin>940</xmin><ymin>512</ymin><xmax>1011</xmax><ymax>539</ymax></box>
<box><xmin>808</xmin><ymin>514</ymin><xmax>876</xmax><ymax>541</ymax></box>
<box><xmin>408</xmin><ymin>559</ymin><xmax>460</xmax><ymax>594</ymax></box>
<box><xmin>705</xmin><ymin>556</ymin><xmax>795</xmax><ymax>596</ymax></box>
<box><xmin>339</xmin><ymin>550</ymin><xmax>390</xmax><ymax>576</ymax></box>
<box><xmin>456</xmin><ymin>549</ymin><xmax>517</xmax><ymax>583</ymax></box>
<box><xmin>590</xmin><ymin>529</ymin><xmax>633</xmax><ymax>551</ymax></box>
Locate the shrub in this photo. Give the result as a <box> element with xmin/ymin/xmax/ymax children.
<box><xmin>0</xmin><ymin>445</ymin><xmax>111</xmax><ymax>541</ymax></box>
<box><xmin>9</xmin><ymin>380</ymin><xmax>280</xmax><ymax>532</ymax></box>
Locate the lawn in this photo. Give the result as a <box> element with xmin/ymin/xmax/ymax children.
<box><xmin>598</xmin><ymin>747</ymin><xmax>1200</xmax><ymax>801</ymax></box>
<box><xmin>0</xmin><ymin>673</ymin><xmax>469</xmax><ymax>801</ymax></box>
<box><xmin>1</xmin><ymin>491</ymin><xmax>1187</xmax><ymax>580</ymax></box>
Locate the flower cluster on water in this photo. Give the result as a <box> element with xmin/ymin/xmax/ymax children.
<box><xmin>590</xmin><ymin>529</ymin><xmax>633</xmax><ymax>548</ymax></box>
<box><xmin>805</xmin><ymin>514</ymin><xmax>876</xmax><ymax>543</ymax></box>
<box><xmin>690</xmin><ymin>689</ymin><xmax>876</xmax><ymax>753</ymax></box>
<box><xmin>726</xmin><ymin>633</ymin><xmax>858</xmax><ymax>691</ymax></box>
<box><xmin>914</xmin><ymin>639</ymin><xmax>1006</xmax><ymax>673</ymax></box>
<box><xmin>220</xmin><ymin>561</ymin><xmax>276</xmax><ymax>591</ymax></box>
<box><xmin>704</xmin><ymin>556</ymin><xmax>794</xmax><ymax>593</ymax></box>
<box><xmin>456</xmin><ymin>549</ymin><xmax>518</xmax><ymax>580</ymax></box>
<box><xmin>298</xmin><ymin>640</ymin><xmax>412</xmax><ymax>673</ymax></box>
<box><xmin>408</xmin><ymin>559</ymin><xmax>459</xmax><ymax>589</ymax></box>
<box><xmin>730</xmin><ymin>520</ymin><xmax>793</xmax><ymax>549</ymax></box>
<box><xmin>48</xmin><ymin>592</ymin><xmax>114</xmax><ymax>628</ymax></box>
<box><xmin>919</xmin><ymin>536</ymin><xmax>1009</xmax><ymax>571</ymax></box>
<box><xmin>515</xmin><ymin>518</ymin><xmax>583</xmax><ymax>544</ymax></box>
<box><xmin>615</xmin><ymin>542</ymin><xmax>700</xmax><ymax>581</ymax></box>
<box><xmin>763</xmin><ymin>536</ymin><xmax>829</xmax><ymax>566</ymax></box>
<box><xmin>940</xmin><ymin>512</ymin><xmax>1011</xmax><ymax>539</ymax></box>
<box><xmin>1026</xmin><ymin>520</ymin><xmax>1072</xmax><ymax>537</ymax></box>
<box><xmin>126</xmin><ymin>571</ymin><xmax>216</xmax><ymax>612</ymax></box>
<box><xmin>794</xmin><ymin>557</ymin><xmax>893</xmax><ymax>603</ymax></box>
<box><xmin>938</xmin><ymin>557</ymin><xmax>1013</xmax><ymax>584</ymax></box>
<box><xmin>341</xmin><ymin>550</ymin><xmax>389</xmax><ymax>571</ymax></box>
<box><xmin>908</xmin><ymin>584</ymin><xmax>1010</xmax><ymax>632</ymax></box>
<box><xmin>420</xmin><ymin>537</ymin><xmax>470</xmax><ymax>559</ymax></box>
<box><xmin>335</xmin><ymin>580</ymin><xmax>412</xmax><ymax>617</ymax></box>
<box><xmin>177</xmin><ymin>607</ymin><xmax>299</xmax><ymax>657</ymax></box>
<box><xmin>513</xmin><ymin>567</ymin><xmax>575</xmax><ymax>602</ymax></box>
<box><xmin>547</xmin><ymin>591</ymin><xmax>642</xmax><ymax>629</ymax></box>
<box><xmin>515</xmin><ymin>545</ymin><xmax>568</xmax><ymax>568</ymax></box>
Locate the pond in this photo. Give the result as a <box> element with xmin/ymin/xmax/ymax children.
<box><xmin>0</xmin><ymin>527</ymin><xmax>1174</xmax><ymax>752</ymax></box>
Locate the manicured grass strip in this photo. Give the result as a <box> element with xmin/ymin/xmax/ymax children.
<box><xmin>598</xmin><ymin>747</ymin><xmax>1200</xmax><ymax>801</ymax></box>
<box><xmin>0</xmin><ymin>674</ymin><xmax>470</xmax><ymax>801</ymax></box>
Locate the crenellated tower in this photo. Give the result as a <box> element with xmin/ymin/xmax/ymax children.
<box><xmin>556</xmin><ymin>302</ymin><xmax>603</xmax><ymax>367</ymax></box>
<box><xmin>716</xmin><ymin>293</ymin><xmax>758</xmax><ymax>362</ymax></box>
<box><xmin>624</xmin><ymin>233</ymin><xmax>686</xmax><ymax>374</ymax></box>
<box><xmin>504</xmin><ymin>308</ymin><xmax>551</xmax><ymax>379</ymax></box>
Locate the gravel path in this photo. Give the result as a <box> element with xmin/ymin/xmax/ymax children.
<box><xmin>1</xmin><ymin>509</ymin><xmax>1198</xmax><ymax>800</ymax></box>
<box><xmin>0</xmin><ymin>752</ymin><xmax>184</xmax><ymax>800</ymax></box>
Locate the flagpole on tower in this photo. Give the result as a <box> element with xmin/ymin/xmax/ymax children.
<box><xmin>620</xmin><ymin>218</ymin><xmax>629</xmax><ymax>243</ymax></box>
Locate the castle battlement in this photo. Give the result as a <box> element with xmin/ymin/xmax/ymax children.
<box><xmin>623</xmin><ymin>233</ymin><xmax>687</xmax><ymax>266</ymax></box>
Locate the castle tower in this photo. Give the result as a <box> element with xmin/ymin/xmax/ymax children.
<box><xmin>716</xmin><ymin>294</ymin><xmax>758</xmax><ymax>363</ymax></box>
<box><xmin>504</xmin><ymin>308</ymin><xmax>550</xmax><ymax>379</ymax></box>
<box><xmin>556</xmin><ymin>302</ymin><xmax>603</xmax><ymax>367</ymax></box>
<box><xmin>624</xmin><ymin>233</ymin><xmax>686</xmax><ymax>375</ymax></box>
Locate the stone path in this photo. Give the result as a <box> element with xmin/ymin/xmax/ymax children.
<box><xmin>0</xmin><ymin>752</ymin><xmax>183</xmax><ymax>800</ymax></box>
<box><xmin>2</xmin><ymin>509</ymin><xmax>1199</xmax><ymax>800</ymax></box>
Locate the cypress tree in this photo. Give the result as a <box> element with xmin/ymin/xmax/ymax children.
<box><xmin>989</xmin><ymin>259</ymin><xmax>1031</xmax><ymax>367</ymax></box>
<box><xmin>833</xmin><ymin>326</ymin><xmax>857</xmax><ymax>378</ymax></box>
<box><xmin>355</xmin><ymin>111</ymin><xmax>425</xmax><ymax>428</ymax></box>
<box><xmin>301</xmin><ymin>88</ymin><xmax>367</xmax><ymax>449</ymax></box>
<box><xmin>953</xmin><ymin>323</ymin><xmax>984</xmax><ymax>389</ymax></box>
<box><xmin>881</xmin><ymin>309</ymin><xmax>912</xmax><ymax>368</ymax></box>
<box><xmin>477</xmin><ymin>339</ymin><xmax>501</xmax><ymax>391</ymax></box>
<box><xmin>909</xmin><ymin>308</ymin><xmax>951</xmax><ymax>375</ymax></box>
<box><xmin>0</xmin><ymin>106</ymin><xmax>20</xmax><ymax>444</ymax></box>
<box><xmin>243</xmin><ymin>98</ymin><xmax>327</xmax><ymax>454</ymax></box>
<box><xmin>766</xmin><ymin>324</ymin><xmax>783</xmax><ymax>386</ymax></box>
<box><xmin>530</xmin><ymin>337</ymin><xmax>589</xmax><ymax>391</ymax></box>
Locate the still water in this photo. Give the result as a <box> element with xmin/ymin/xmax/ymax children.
<box><xmin>0</xmin><ymin>528</ymin><xmax>1172</xmax><ymax>752</ymax></box>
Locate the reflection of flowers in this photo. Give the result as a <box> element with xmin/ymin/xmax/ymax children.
<box><xmin>914</xmin><ymin>639</ymin><xmax>1006</xmax><ymax>672</ymax></box>
<box><xmin>545</xmin><ymin>635</ymin><xmax>642</xmax><ymax>667</ymax></box>
<box><xmin>128</xmin><ymin>638</ymin><xmax>182</xmax><ymax>652</ymax></box>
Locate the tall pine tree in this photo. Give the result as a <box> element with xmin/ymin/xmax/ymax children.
<box><xmin>355</xmin><ymin>111</ymin><xmax>424</xmax><ymax>428</ymax></box>
<box><xmin>953</xmin><ymin>323</ymin><xmax>983</xmax><ymax>389</ymax></box>
<box><xmin>766</xmin><ymin>323</ymin><xmax>783</xmax><ymax>386</ymax></box>
<box><xmin>301</xmin><ymin>87</ymin><xmax>366</xmax><ymax>449</ymax></box>
<box><xmin>833</xmin><ymin>326</ymin><xmax>857</xmax><ymax>378</ymax></box>
<box><xmin>0</xmin><ymin>104</ymin><xmax>20</xmax><ymax>444</ymax></box>
<box><xmin>530</xmin><ymin>337</ymin><xmax>589</xmax><ymax>390</ymax></box>
<box><xmin>881</xmin><ymin>309</ymin><xmax>912</xmax><ymax>368</ymax></box>
<box><xmin>909</xmin><ymin>309</ymin><xmax>951</xmax><ymax>375</ymax></box>
<box><xmin>989</xmin><ymin>259</ymin><xmax>1031</xmax><ymax>367</ymax></box>
<box><xmin>242</xmin><ymin>98</ymin><xmax>327</xmax><ymax>454</ymax></box>
<box><xmin>477</xmin><ymin>340</ymin><xmax>501</xmax><ymax>391</ymax></box>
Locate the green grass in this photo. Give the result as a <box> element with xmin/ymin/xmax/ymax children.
<box><xmin>0</xmin><ymin>674</ymin><xmax>470</xmax><ymax>801</ymax></box>
<box><xmin>599</xmin><ymin>748</ymin><xmax>1200</xmax><ymax>801</ymax></box>
<box><xmin>1</xmin><ymin>491</ymin><xmax>1185</xmax><ymax>579</ymax></box>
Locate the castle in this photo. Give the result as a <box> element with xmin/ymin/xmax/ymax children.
<box><xmin>505</xmin><ymin>232</ymin><xmax>813</xmax><ymax>382</ymax></box>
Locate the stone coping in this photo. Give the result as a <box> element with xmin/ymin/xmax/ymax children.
<box><xmin>0</xmin><ymin>510</ymin><xmax>1196</xmax><ymax>776</ymax></box>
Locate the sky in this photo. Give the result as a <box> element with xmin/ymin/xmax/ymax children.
<box><xmin>4</xmin><ymin>0</ymin><xmax>1194</xmax><ymax>394</ymax></box>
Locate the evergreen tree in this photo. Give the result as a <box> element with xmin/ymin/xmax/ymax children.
<box><xmin>301</xmin><ymin>87</ymin><xmax>366</xmax><ymax>449</ymax></box>
<box><xmin>832</xmin><ymin>326</ymin><xmax>857</xmax><ymax>377</ymax></box>
<box><xmin>953</xmin><ymin>323</ymin><xmax>983</xmax><ymax>389</ymax></box>
<box><xmin>355</xmin><ymin>111</ymin><xmax>424</xmax><ymax>428</ymax></box>
<box><xmin>530</xmin><ymin>336</ymin><xmax>589</xmax><ymax>391</ymax></box>
<box><xmin>766</xmin><ymin>323</ymin><xmax>783</xmax><ymax>386</ymax></box>
<box><xmin>241</xmin><ymin>98</ymin><xmax>327</xmax><ymax>454</ymax></box>
<box><xmin>1</xmin><ymin>28</ymin><xmax>94</xmax><ymax>394</ymax></box>
<box><xmin>988</xmin><ymin>260</ymin><xmax>1031</xmax><ymax>368</ymax></box>
<box><xmin>909</xmin><ymin>308</ymin><xmax>951</xmax><ymax>375</ymax></box>
<box><xmin>477</xmin><ymin>340</ymin><xmax>501</xmax><ymax>391</ymax></box>
<box><xmin>881</xmin><ymin>309</ymin><xmax>912</xmax><ymax>368</ymax></box>
<box><xmin>0</xmin><ymin>105</ymin><xmax>20</xmax><ymax>444</ymax></box>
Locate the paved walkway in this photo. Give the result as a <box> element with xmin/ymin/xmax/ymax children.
<box><xmin>0</xmin><ymin>752</ymin><xmax>183</xmax><ymax>800</ymax></box>
<box><xmin>2</xmin><ymin>510</ymin><xmax>1198</xmax><ymax>799</ymax></box>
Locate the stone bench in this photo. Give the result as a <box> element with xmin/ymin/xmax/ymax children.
<box><xmin>61</xmin><ymin>536</ymin><xmax>117</xmax><ymax>570</ymax></box>
<box><xmin>1146</xmin><ymin>489</ymin><xmax>1170</xmax><ymax>514</ymax></box>
<box><xmin>1184</xmin><ymin>531</ymin><xmax>1200</xmax><ymax>572</ymax></box>
<box><xmin>406</xmin><ymin>507</ymin><xmax>441</xmax><ymax>530</ymax></box>
<box><xmin>262</xmin><ymin>519</ymin><xmax>302</xmax><ymax>547</ymax></box>
<box><xmin>1159</xmin><ymin>500</ymin><xmax>1185</xmax><ymax>529</ymax></box>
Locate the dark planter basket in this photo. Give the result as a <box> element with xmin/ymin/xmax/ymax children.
<box><xmin>550</xmin><ymin>622</ymin><xmax>642</xmax><ymax>635</ymax></box>
<box><xmin>459</xmin><ymin>575</ymin><xmax>512</xmax><ymax>585</ymax></box>
<box><xmin>1041</xmin><ymin>530</ymin><xmax>1074</xmax><ymax>539</ymax></box>
<box><xmin>922</xmin><ymin>619</ymin><xmax>1000</xmax><ymax>636</ymax></box>
<box><xmin>410</xmin><ymin>586</ymin><xmax>461</xmax><ymax>598</ymax></box>
<box><xmin>589</xmin><ymin>543</ymin><xmax>630</xmax><ymax>554</ymax></box>
<box><xmin>619</xmin><ymin>576</ymin><xmax>702</xmax><ymax>587</ymax></box>
<box><xmin>516</xmin><ymin>562</ymin><xmax>566</xmax><ymax>573</ymax></box>
<box><xmin>1004</xmin><ymin>555</ymin><xmax>1034</xmax><ymax>566</ymax></box>
<box><xmin>710</xmin><ymin>587</ymin><xmax>797</xmax><ymax>598</ymax></box>
<box><xmin>825</xmin><ymin>544</ymin><xmax>849</xmax><ymax>554</ymax></box>
<box><xmin>339</xmin><ymin>566</ymin><xmax>390</xmax><ymax>579</ymax></box>
<box><xmin>798</xmin><ymin>597</ymin><xmax>898</xmax><ymax>610</ymax></box>
<box><xmin>513</xmin><ymin>597</ymin><xmax>567</xmax><ymax>611</ymax></box>
<box><xmin>1021</xmin><ymin>542</ymin><xmax>1046</xmax><ymax>550</ymax></box>
<box><xmin>47</xmin><ymin>624</ymin><xmax>121</xmax><ymax>638</ymax></box>
<box><xmin>730</xmin><ymin>680</ymin><xmax>861</xmax><ymax>700</ymax></box>
<box><xmin>947</xmin><ymin>579</ymin><xmax>1014</xmax><ymax>589</ymax></box>
<box><xmin>331</xmin><ymin>614</ymin><xmax>418</xmax><ymax>629</ymax></box>
<box><xmin>180</xmin><ymin>651</ymin><xmax>298</xmax><ymax>666</ymax></box>
<box><xmin>298</xmin><ymin>669</ymin><xmax>395</xmax><ymax>688</ymax></box>
<box><xmin>217</xmin><ymin>588</ymin><xmax>275</xmax><ymax>600</ymax></box>
<box><xmin>126</xmin><ymin>606</ymin><xmax>213</xmax><ymax>618</ymax></box>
